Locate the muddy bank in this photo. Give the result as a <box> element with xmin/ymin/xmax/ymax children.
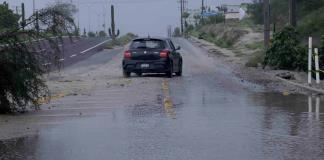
<box><xmin>188</xmin><ymin>36</ymin><xmax>311</xmax><ymax>95</ymax></box>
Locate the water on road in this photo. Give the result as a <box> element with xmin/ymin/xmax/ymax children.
<box><xmin>0</xmin><ymin>38</ymin><xmax>323</xmax><ymax>160</ymax></box>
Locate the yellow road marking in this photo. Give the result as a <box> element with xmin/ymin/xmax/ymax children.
<box><xmin>36</xmin><ymin>92</ymin><xmax>66</xmax><ymax>105</ymax></box>
<box><xmin>162</xmin><ymin>80</ymin><xmax>176</xmax><ymax>119</ymax></box>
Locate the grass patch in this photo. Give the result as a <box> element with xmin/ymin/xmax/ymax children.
<box><xmin>245</xmin><ymin>50</ymin><xmax>265</xmax><ymax>67</ymax></box>
<box><xmin>245</xmin><ymin>41</ymin><xmax>263</xmax><ymax>50</ymax></box>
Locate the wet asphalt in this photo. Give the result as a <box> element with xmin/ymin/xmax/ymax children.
<box><xmin>1</xmin><ymin>38</ymin><xmax>324</xmax><ymax>160</ymax></box>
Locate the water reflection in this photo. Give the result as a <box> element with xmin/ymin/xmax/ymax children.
<box><xmin>0</xmin><ymin>136</ymin><xmax>38</xmax><ymax>160</ymax></box>
<box><xmin>308</xmin><ymin>96</ymin><xmax>321</xmax><ymax>120</ymax></box>
<box><xmin>249</xmin><ymin>93</ymin><xmax>324</xmax><ymax>159</ymax></box>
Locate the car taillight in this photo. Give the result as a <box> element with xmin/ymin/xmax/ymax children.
<box><xmin>124</xmin><ymin>50</ymin><xmax>132</xmax><ymax>59</ymax></box>
<box><xmin>160</xmin><ymin>50</ymin><xmax>170</xmax><ymax>58</ymax></box>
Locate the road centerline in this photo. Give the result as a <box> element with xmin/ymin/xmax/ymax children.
<box><xmin>80</xmin><ymin>39</ymin><xmax>110</xmax><ymax>54</ymax></box>
<box><xmin>70</xmin><ymin>54</ymin><xmax>77</xmax><ymax>58</ymax></box>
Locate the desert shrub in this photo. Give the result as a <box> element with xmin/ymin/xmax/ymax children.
<box><xmin>98</xmin><ymin>31</ymin><xmax>107</xmax><ymax>37</ymax></box>
<box><xmin>264</xmin><ymin>26</ymin><xmax>307</xmax><ymax>70</ymax></box>
<box><xmin>87</xmin><ymin>31</ymin><xmax>96</xmax><ymax>37</ymax></box>
<box><xmin>0</xmin><ymin>3</ymin><xmax>77</xmax><ymax>113</ymax></box>
<box><xmin>246</xmin><ymin>50</ymin><xmax>265</xmax><ymax>67</ymax></box>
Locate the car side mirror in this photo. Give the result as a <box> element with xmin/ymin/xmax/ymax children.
<box><xmin>176</xmin><ymin>46</ymin><xmax>181</xmax><ymax>50</ymax></box>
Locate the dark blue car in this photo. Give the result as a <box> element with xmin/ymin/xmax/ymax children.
<box><xmin>122</xmin><ymin>37</ymin><xmax>183</xmax><ymax>78</ymax></box>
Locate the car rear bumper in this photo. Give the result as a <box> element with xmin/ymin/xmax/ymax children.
<box><xmin>123</xmin><ymin>59</ymin><xmax>170</xmax><ymax>73</ymax></box>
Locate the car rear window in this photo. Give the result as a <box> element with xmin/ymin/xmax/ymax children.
<box><xmin>130</xmin><ymin>39</ymin><xmax>165</xmax><ymax>49</ymax></box>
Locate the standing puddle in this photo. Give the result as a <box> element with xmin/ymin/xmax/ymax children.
<box><xmin>0</xmin><ymin>92</ymin><xmax>323</xmax><ymax>160</ymax></box>
<box><xmin>0</xmin><ymin>136</ymin><xmax>39</xmax><ymax>160</ymax></box>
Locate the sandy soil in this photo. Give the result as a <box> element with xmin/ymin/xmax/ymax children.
<box><xmin>188</xmin><ymin>36</ymin><xmax>310</xmax><ymax>94</ymax></box>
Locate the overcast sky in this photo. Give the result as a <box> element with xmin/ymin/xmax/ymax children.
<box><xmin>5</xmin><ymin>0</ymin><xmax>251</xmax><ymax>36</ymax></box>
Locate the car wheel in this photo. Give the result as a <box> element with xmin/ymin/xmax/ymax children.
<box><xmin>176</xmin><ymin>61</ymin><xmax>182</xmax><ymax>76</ymax></box>
<box><xmin>136</xmin><ymin>72</ymin><xmax>142</xmax><ymax>77</ymax></box>
<box><xmin>123</xmin><ymin>70</ymin><xmax>131</xmax><ymax>78</ymax></box>
<box><xmin>166</xmin><ymin>63</ymin><xmax>173</xmax><ymax>78</ymax></box>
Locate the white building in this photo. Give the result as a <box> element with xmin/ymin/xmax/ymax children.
<box><xmin>223</xmin><ymin>5</ymin><xmax>246</xmax><ymax>20</ymax></box>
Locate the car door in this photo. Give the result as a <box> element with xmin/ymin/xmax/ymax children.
<box><xmin>168</xmin><ymin>40</ymin><xmax>180</xmax><ymax>72</ymax></box>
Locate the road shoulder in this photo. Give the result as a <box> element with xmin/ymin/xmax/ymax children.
<box><xmin>188</xmin><ymin>36</ymin><xmax>310</xmax><ymax>95</ymax></box>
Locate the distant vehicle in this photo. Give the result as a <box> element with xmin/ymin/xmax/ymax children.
<box><xmin>122</xmin><ymin>37</ymin><xmax>183</xmax><ymax>78</ymax></box>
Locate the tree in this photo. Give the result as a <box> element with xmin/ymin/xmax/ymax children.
<box><xmin>173</xmin><ymin>27</ymin><xmax>181</xmax><ymax>37</ymax></box>
<box><xmin>0</xmin><ymin>3</ymin><xmax>77</xmax><ymax>113</ymax></box>
<box><xmin>247</xmin><ymin>0</ymin><xmax>263</xmax><ymax>24</ymax></box>
<box><xmin>0</xmin><ymin>3</ymin><xmax>19</xmax><ymax>31</ymax></box>
<box><xmin>87</xmin><ymin>31</ymin><xmax>96</xmax><ymax>37</ymax></box>
<box><xmin>193</xmin><ymin>14</ymin><xmax>201</xmax><ymax>26</ymax></box>
<box><xmin>98</xmin><ymin>31</ymin><xmax>107</xmax><ymax>37</ymax></box>
<box><xmin>83</xmin><ymin>28</ymin><xmax>87</xmax><ymax>37</ymax></box>
<box><xmin>264</xmin><ymin>26</ymin><xmax>306</xmax><ymax>70</ymax></box>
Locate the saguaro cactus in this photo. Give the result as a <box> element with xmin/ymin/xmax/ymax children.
<box><xmin>3</xmin><ymin>1</ymin><xmax>8</xmax><ymax>9</ymax></box>
<box><xmin>35</xmin><ymin>11</ymin><xmax>39</xmax><ymax>33</ymax></box>
<box><xmin>21</xmin><ymin>3</ymin><xmax>26</xmax><ymax>29</ymax></box>
<box><xmin>108</xmin><ymin>5</ymin><xmax>120</xmax><ymax>41</ymax></box>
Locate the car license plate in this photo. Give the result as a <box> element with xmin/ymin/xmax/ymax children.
<box><xmin>141</xmin><ymin>64</ymin><xmax>149</xmax><ymax>68</ymax></box>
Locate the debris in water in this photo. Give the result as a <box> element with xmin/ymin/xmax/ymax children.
<box><xmin>283</xmin><ymin>91</ymin><xmax>290</xmax><ymax>96</ymax></box>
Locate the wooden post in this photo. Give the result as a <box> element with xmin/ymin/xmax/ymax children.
<box><xmin>315</xmin><ymin>48</ymin><xmax>320</xmax><ymax>84</ymax></box>
<box><xmin>308</xmin><ymin>37</ymin><xmax>313</xmax><ymax>84</ymax></box>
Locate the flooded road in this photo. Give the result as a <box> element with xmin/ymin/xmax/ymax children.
<box><xmin>1</xmin><ymin>38</ymin><xmax>324</xmax><ymax>160</ymax></box>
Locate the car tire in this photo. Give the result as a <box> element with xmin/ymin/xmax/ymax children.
<box><xmin>176</xmin><ymin>61</ymin><xmax>182</xmax><ymax>76</ymax></box>
<box><xmin>136</xmin><ymin>72</ymin><xmax>142</xmax><ymax>77</ymax></box>
<box><xmin>123</xmin><ymin>70</ymin><xmax>131</xmax><ymax>78</ymax></box>
<box><xmin>166</xmin><ymin>63</ymin><xmax>173</xmax><ymax>78</ymax></box>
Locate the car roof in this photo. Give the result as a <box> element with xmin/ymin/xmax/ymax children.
<box><xmin>132</xmin><ymin>37</ymin><xmax>171</xmax><ymax>41</ymax></box>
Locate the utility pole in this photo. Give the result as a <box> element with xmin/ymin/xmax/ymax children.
<box><xmin>103</xmin><ymin>5</ymin><xmax>106</xmax><ymax>33</ymax></box>
<box><xmin>289</xmin><ymin>0</ymin><xmax>297</xmax><ymax>27</ymax></box>
<box><xmin>77</xmin><ymin>0</ymin><xmax>80</xmax><ymax>33</ymax></box>
<box><xmin>264</xmin><ymin>0</ymin><xmax>270</xmax><ymax>49</ymax></box>
<box><xmin>182</xmin><ymin>0</ymin><xmax>187</xmax><ymax>36</ymax></box>
<box><xmin>201</xmin><ymin>0</ymin><xmax>204</xmax><ymax>15</ymax></box>
<box><xmin>201</xmin><ymin>0</ymin><xmax>205</xmax><ymax>24</ymax></box>
<box><xmin>21</xmin><ymin>3</ymin><xmax>26</xmax><ymax>30</ymax></box>
<box><xmin>180</xmin><ymin>0</ymin><xmax>184</xmax><ymax>35</ymax></box>
<box><xmin>33</xmin><ymin>0</ymin><xmax>35</xmax><ymax>13</ymax></box>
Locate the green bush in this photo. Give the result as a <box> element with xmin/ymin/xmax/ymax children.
<box><xmin>98</xmin><ymin>31</ymin><xmax>107</xmax><ymax>37</ymax></box>
<box><xmin>264</xmin><ymin>26</ymin><xmax>307</xmax><ymax>70</ymax></box>
<box><xmin>87</xmin><ymin>31</ymin><xmax>96</xmax><ymax>37</ymax></box>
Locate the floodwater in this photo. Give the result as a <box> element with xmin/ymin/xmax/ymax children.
<box><xmin>1</xmin><ymin>38</ymin><xmax>324</xmax><ymax>160</ymax></box>
<box><xmin>1</xmin><ymin>92</ymin><xmax>323</xmax><ymax>160</ymax></box>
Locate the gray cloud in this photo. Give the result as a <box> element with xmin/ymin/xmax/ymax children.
<box><xmin>6</xmin><ymin>0</ymin><xmax>251</xmax><ymax>36</ymax></box>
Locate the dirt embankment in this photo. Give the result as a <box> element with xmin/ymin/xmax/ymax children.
<box><xmin>191</xmin><ymin>24</ymin><xmax>312</xmax><ymax>94</ymax></box>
